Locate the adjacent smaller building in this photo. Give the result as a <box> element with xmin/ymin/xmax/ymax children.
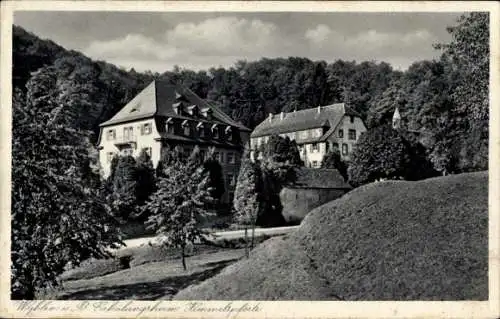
<box><xmin>280</xmin><ymin>168</ymin><xmax>352</xmax><ymax>223</ymax></box>
<box><xmin>250</xmin><ymin>103</ymin><xmax>367</xmax><ymax>167</ymax></box>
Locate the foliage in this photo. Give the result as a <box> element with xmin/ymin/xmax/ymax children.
<box><xmin>11</xmin><ymin>71</ymin><xmax>122</xmax><ymax>300</ymax></box>
<box><xmin>107</xmin><ymin>155</ymin><xmax>138</xmax><ymax>221</ymax></box>
<box><xmin>203</xmin><ymin>147</ymin><xmax>226</xmax><ymax>202</ymax></box>
<box><xmin>143</xmin><ymin>147</ymin><xmax>215</xmax><ymax>270</ymax></box>
<box><xmin>262</xmin><ymin>135</ymin><xmax>303</xmax><ymax>166</ymax></box>
<box><xmin>233</xmin><ymin>148</ymin><xmax>260</xmax><ymax>257</ymax></box>
<box><xmin>135</xmin><ymin>149</ymin><xmax>156</xmax><ymax>205</ymax></box>
<box><xmin>435</xmin><ymin>12</ymin><xmax>489</xmax><ymax>172</ymax></box>
<box><xmin>321</xmin><ymin>149</ymin><xmax>348</xmax><ymax>181</ymax></box>
<box><xmin>348</xmin><ymin>125</ymin><xmax>435</xmax><ymax>186</ymax></box>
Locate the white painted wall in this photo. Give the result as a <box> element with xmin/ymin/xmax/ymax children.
<box><xmin>98</xmin><ymin>118</ymin><xmax>162</xmax><ymax>177</ymax></box>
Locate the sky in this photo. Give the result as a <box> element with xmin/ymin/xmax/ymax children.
<box><xmin>14</xmin><ymin>11</ymin><xmax>464</xmax><ymax>73</ymax></box>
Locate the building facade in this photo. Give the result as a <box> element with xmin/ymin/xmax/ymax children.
<box><xmin>250</xmin><ymin>104</ymin><xmax>367</xmax><ymax>167</ymax></box>
<box><xmin>97</xmin><ymin>80</ymin><xmax>251</xmax><ymax>203</ymax></box>
<box><xmin>279</xmin><ymin>167</ymin><xmax>352</xmax><ymax>223</ymax></box>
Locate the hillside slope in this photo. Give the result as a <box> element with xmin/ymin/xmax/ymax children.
<box><xmin>175</xmin><ymin>172</ymin><xmax>488</xmax><ymax>300</ymax></box>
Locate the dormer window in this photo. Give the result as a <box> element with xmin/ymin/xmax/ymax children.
<box><xmin>212</xmin><ymin>124</ymin><xmax>219</xmax><ymax>139</ymax></box>
<box><xmin>202</xmin><ymin>108</ymin><xmax>213</xmax><ymax>120</ymax></box>
<box><xmin>197</xmin><ymin>122</ymin><xmax>205</xmax><ymax>138</ymax></box>
<box><xmin>182</xmin><ymin>120</ymin><xmax>191</xmax><ymax>136</ymax></box>
<box><xmin>173</xmin><ymin>102</ymin><xmax>182</xmax><ymax>115</ymax></box>
<box><xmin>166</xmin><ymin>117</ymin><xmax>174</xmax><ymax>134</ymax></box>
<box><xmin>187</xmin><ymin>105</ymin><xmax>198</xmax><ymax>116</ymax></box>
<box><xmin>225</xmin><ymin>126</ymin><xmax>233</xmax><ymax>141</ymax></box>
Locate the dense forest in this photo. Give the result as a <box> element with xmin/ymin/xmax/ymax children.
<box><xmin>13</xmin><ymin>12</ymin><xmax>488</xmax><ymax>174</ymax></box>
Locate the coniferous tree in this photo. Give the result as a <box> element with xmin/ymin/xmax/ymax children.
<box><xmin>109</xmin><ymin>155</ymin><xmax>138</xmax><ymax>221</ymax></box>
<box><xmin>321</xmin><ymin>149</ymin><xmax>348</xmax><ymax>181</ymax></box>
<box><xmin>135</xmin><ymin>149</ymin><xmax>156</xmax><ymax>205</ymax></box>
<box><xmin>233</xmin><ymin>148</ymin><xmax>260</xmax><ymax>257</ymax></box>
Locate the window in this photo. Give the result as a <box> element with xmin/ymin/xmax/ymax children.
<box><xmin>338</xmin><ymin>129</ymin><xmax>344</xmax><ymax>138</ymax></box>
<box><xmin>350</xmin><ymin>116</ymin><xmax>354</xmax><ymax>123</ymax></box>
<box><xmin>300</xmin><ymin>130</ymin><xmax>309</xmax><ymax>139</ymax></box>
<box><xmin>142</xmin><ymin>147</ymin><xmax>152</xmax><ymax>157</ymax></box>
<box><xmin>214</xmin><ymin>152</ymin><xmax>221</xmax><ymax>162</ymax></box>
<box><xmin>227</xmin><ymin>174</ymin><xmax>235</xmax><ymax>187</ymax></box>
<box><xmin>313</xmin><ymin>129</ymin><xmax>322</xmax><ymax>138</ymax></box>
<box><xmin>342</xmin><ymin>143</ymin><xmax>348</xmax><ymax>155</ymax></box>
<box><xmin>106</xmin><ymin>129</ymin><xmax>116</xmax><ymax>141</ymax></box>
<box><xmin>227</xmin><ymin>152</ymin><xmax>235</xmax><ymax>164</ymax></box>
<box><xmin>312</xmin><ymin>161</ymin><xmax>318</xmax><ymax>168</ymax></box>
<box><xmin>212</xmin><ymin>126</ymin><xmax>219</xmax><ymax>139</ymax></box>
<box><xmin>348</xmin><ymin>129</ymin><xmax>356</xmax><ymax>140</ymax></box>
<box><xmin>182</xmin><ymin>120</ymin><xmax>191</xmax><ymax>136</ymax></box>
<box><xmin>311</xmin><ymin>143</ymin><xmax>319</xmax><ymax>152</ymax></box>
<box><xmin>106</xmin><ymin>152</ymin><xmax>114</xmax><ymax>163</ymax></box>
<box><xmin>141</xmin><ymin>123</ymin><xmax>152</xmax><ymax>135</ymax></box>
<box><xmin>124</xmin><ymin>127</ymin><xmax>134</xmax><ymax>140</ymax></box>
<box><xmin>332</xmin><ymin>142</ymin><xmax>339</xmax><ymax>150</ymax></box>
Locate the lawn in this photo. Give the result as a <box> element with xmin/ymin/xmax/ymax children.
<box><xmin>49</xmin><ymin>248</ymin><xmax>244</xmax><ymax>300</ymax></box>
<box><xmin>43</xmin><ymin>230</ymin><xmax>282</xmax><ymax>300</ymax></box>
<box><xmin>175</xmin><ymin>172</ymin><xmax>488</xmax><ymax>301</ymax></box>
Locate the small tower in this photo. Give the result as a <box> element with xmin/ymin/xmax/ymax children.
<box><xmin>392</xmin><ymin>106</ymin><xmax>401</xmax><ymax>130</ymax></box>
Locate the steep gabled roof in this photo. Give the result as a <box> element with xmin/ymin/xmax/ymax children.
<box><xmin>251</xmin><ymin>103</ymin><xmax>349</xmax><ymax>138</ymax></box>
<box><xmin>100</xmin><ymin>80</ymin><xmax>250</xmax><ymax>131</ymax></box>
<box><xmin>289</xmin><ymin>167</ymin><xmax>351</xmax><ymax>189</ymax></box>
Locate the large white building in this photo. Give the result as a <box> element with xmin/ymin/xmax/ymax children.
<box><xmin>250</xmin><ymin>104</ymin><xmax>367</xmax><ymax>167</ymax></box>
<box><xmin>97</xmin><ymin>80</ymin><xmax>251</xmax><ymax>203</ymax></box>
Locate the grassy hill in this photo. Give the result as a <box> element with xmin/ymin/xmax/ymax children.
<box><xmin>174</xmin><ymin>171</ymin><xmax>488</xmax><ymax>300</ymax></box>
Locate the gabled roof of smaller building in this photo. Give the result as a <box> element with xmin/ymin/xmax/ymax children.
<box><xmin>251</xmin><ymin>103</ymin><xmax>361</xmax><ymax>138</ymax></box>
<box><xmin>100</xmin><ymin>80</ymin><xmax>250</xmax><ymax>131</ymax></box>
<box><xmin>288</xmin><ymin>167</ymin><xmax>351</xmax><ymax>190</ymax></box>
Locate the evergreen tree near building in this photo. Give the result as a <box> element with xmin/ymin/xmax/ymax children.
<box><xmin>108</xmin><ymin>155</ymin><xmax>138</xmax><ymax>221</ymax></box>
<box><xmin>143</xmin><ymin>147</ymin><xmax>215</xmax><ymax>270</ymax></box>
<box><xmin>233</xmin><ymin>148</ymin><xmax>260</xmax><ymax>257</ymax></box>
<box><xmin>321</xmin><ymin>149</ymin><xmax>348</xmax><ymax>181</ymax></box>
<box><xmin>262</xmin><ymin>135</ymin><xmax>303</xmax><ymax>166</ymax></box>
<box><xmin>135</xmin><ymin>149</ymin><xmax>156</xmax><ymax>203</ymax></box>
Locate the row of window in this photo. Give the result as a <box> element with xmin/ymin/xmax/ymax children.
<box><xmin>106</xmin><ymin>123</ymin><xmax>152</xmax><ymax>141</ymax></box>
<box><xmin>338</xmin><ymin>128</ymin><xmax>357</xmax><ymax>140</ymax></box>
<box><xmin>106</xmin><ymin>147</ymin><xmax>152</xmax><ymax>162</ymax></box>
<box><xmin>166</xmin><ymin>120</ymin><xmax>234</xmax><ymax>141</ymax></box>
<box><xmin>106</xmin><ymin>147</ymin><xmax>239</xmax><ymax>164</ymax></box>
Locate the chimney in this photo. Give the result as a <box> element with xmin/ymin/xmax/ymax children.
<box><xmin>317</xmin><ymin>105</ymin><xmax>321</xmax><ymax>114</ymax></box>
<box><xmin>280</xmin><ymin>112</ymin><xmax>285</xmax><ymax>120</ymax></box>
<box><xmin>268</xmin><ymin>113</ymin><xmax>273</xmax><ymax>123</ymax></box>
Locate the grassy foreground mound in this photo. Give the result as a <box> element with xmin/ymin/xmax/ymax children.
<box><xmin>174</xmin><ymin>172</ymin><xmax>488</xmax><ymax>300</ymax></box>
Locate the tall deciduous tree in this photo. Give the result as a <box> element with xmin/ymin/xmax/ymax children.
<box><xmin>143</xmin><ymin>147</ymin><xmax>215</xmax><ymax>270</ymax></box>
<box><xmin>435</xmin><ymin>12</ymin><xmax>489</xmax><ymax>171</ymax></box>
<box><xmin>11</xmin><ymin>70</ymin><xmax>122</xmax><ymax>300</ymax></box>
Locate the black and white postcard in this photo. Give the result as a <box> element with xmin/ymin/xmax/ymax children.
<box><xmin>0</xmin><ymin>1</ymin><xmax>499</xmax><ymax>318</ymax></box>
